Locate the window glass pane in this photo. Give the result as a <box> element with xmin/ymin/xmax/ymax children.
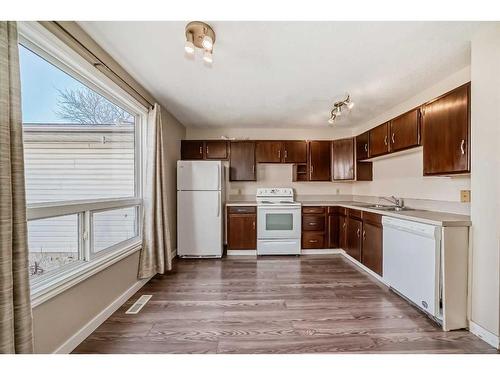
<box><xmin>92</xmin><ymin>206</ymin><xmax>138</xmax><ymax>254</ymax></box>
<box><xmin>28</xmin><ymin>214</ymin><xmax>79</xmax><ymax>279</ymax></box>
<box><xmin>266</xmin><ymin>213</ymin><xmax>293</xmax><ymax>231</ymax></box>
<box><xmin>19</xmin><ymin>44</ymin><xmax>136</xmax><ymax>204</ymax></box>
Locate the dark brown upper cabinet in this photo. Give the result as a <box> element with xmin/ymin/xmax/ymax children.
<box><xmin>181</xmin><ymin>140</ymin><xmax>205</xmax><ymax>160</ymax></box>
<box><xmin>422</xmin><ymin>83</ymin><xmax>470</xmax><ymax>175</ymax></box>
<box><xmin>369</xmin><ymin>122</ymin><xmax>390</xmax><ymax>158</ymax></box>
<box><xmin>181</xmin><ymin>140</ymin><xmax>228</xmax><ymax>160</ymax></box>
<box><xmin>356</xmin><ymin>131</ymin><xmax>370</xmax><ymax>161</ymax></box>
<box><xmin>256</xmin><ymin>141</ymin><xmax>282</xmax><ymax>163</ymax></box>
<box><xmin>282</xmin><ymin>141</ymin><xmax>307</xmax><ymax>163</ymax></box>
<box><xmin>229</xmin><ymin>141</ymin><xmax>256</xmax><ymax>181</ymax></box>
<box><xmin>205</xmin><ymin>140</ymin><xmax>228</xmax><ymax>159</ymax></box>
<box><xmin>390</xmin><ymin>108</ymin><xmax>421</xmax><ymax>152</ymax></box>
<box><xmin>309</xmin><ymin>141</ymin><xmax>331</xmax><ymax>181</ymax></box>
<box><xmin>332</xmin><ymin>138</ymin><xmax>355</xmax><ymax>181</ymax></box>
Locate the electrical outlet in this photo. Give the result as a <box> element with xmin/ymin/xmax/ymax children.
<box><xmin>460</xmin><ymin>190</ymin><xmax>471</xmax><ymax>203</ymax></box>
<box><xmin>336</xmin><ymin>189</ymin><xmax>340</xmax><ymax>195</ymax></box>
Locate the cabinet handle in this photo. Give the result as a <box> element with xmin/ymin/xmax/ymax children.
<box><xmin>252</xmin><ymin>164</ymin><xmax>255</xmax><ymax>174</ymax></box>
<box><xmin>310</xmin><ymin>165</ymin><xmax>314</xmax><ymax>174</ymax></box>
<box><xmin>199</xmin><ymin>146</ymin><xmax>203</xmax><ymax>154</ymax></box>
<box><xmin>253</xmin><ymin>221</ymin><xmax>256</xmax><ymax>230</ymax></box>
<box><xmin>384</xmin><ymin>135</ymin><xmax>388</xmax><ymax>146</ymax></box>
<box><xmin>363</xmin><ymin>230</ymin><xmax>366</xmax><ymax>240</ymax></box>
<box><xmin>278</xmin><ymin>149</ymin><xmax>281</xmax><ymax>159</ymax></box>
<box><xmin>391</xmin><ymin>133</ymin><xmax>395</xmax><ymax>144</ymax></box>
<box><xmin>364</xmin><ymin>144</ymin><xmax>368</xmax><ymax>152</ymax></box>
<box><xmin>357</xmin><ymin>228</ymin><xmax>360</xmax><ymax>237</ymax></box>
<box><xmin>460</xmin><ymin>139</ymin><xmax>465</xmax><ymax>155</ymax></box>
<box><xmin>343</xmin><ymin>222</ymin><xmax>346</xmax><ymax>228</ymax></box>
<box><xmin>206</xmin><ymin>146</ymin><xmax>209</xmax><ymax>154</ymax></box>
<box><xmin>284</xmin><ymin>150</ymin><xmax>288</xmax><ymax>159</ymax></box>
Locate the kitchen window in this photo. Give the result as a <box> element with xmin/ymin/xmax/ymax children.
<box><xmin>18</xmin><ymin>22</ymin><xmax>147</xmax><ymax>305</ymax></box>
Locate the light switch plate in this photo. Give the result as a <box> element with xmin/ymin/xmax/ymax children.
<box><xmin>460</xmin><ymin>190</ymin><xmax>471</xmax><ymax>203</ymax></box>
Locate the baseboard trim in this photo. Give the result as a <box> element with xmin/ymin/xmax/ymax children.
<box><xmin>301</xmin><ymin>249</ymin><xmax>344</xmax><ymax>255</ymax></box>
<box><xmin>341</xmin><ymin>252</ymin><xmax>388</xmax><ymax>286</ymax></box>
<box><xmin>54</xmin><ymin>277</ymin><xmax>151</xmax><ymax>354</ymax></box>
<box><xmin>227</xmin><ymin>250</ymin><xmax>257</xmax><ymax>256</ymax></box>
<box><xmin>469</xmin><ymin>320</ymin><xmax>500</xmax><ymax>349</ymax></box>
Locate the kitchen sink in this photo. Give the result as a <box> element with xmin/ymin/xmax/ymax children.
<box><xmin>368</xmin><ymin>206</ymin><xmax>414</xmax><ymax>212</ymax></box>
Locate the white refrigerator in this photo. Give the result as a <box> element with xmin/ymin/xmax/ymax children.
<box><xmin>177</xmin><ymin>160</ymin><xmax>224</xmax><ymax>257</ymax></box>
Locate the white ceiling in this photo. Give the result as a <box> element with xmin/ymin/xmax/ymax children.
<box><xmin>78</xmin><ymin>21</ymin><xmax>480</xmax><ymax>129</ymax></box>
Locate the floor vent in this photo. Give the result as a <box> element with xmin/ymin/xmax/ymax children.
<box><xmin>125</xmin><ymin>294</ymin><xmax>152</xmax><ymax>314</ymax></box>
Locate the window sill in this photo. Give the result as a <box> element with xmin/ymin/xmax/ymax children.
<box><xmin>30</xmin><ymin>240</ymin><xmax>142</xmax><ymax>308</ymax></box>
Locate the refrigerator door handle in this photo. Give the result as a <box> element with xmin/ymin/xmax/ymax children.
<box><xmin>217</xmin><ymin>164</ymin><xmax>220</xmax><ymax>190</ymax></box>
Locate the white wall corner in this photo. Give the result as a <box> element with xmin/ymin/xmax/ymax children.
<box><xmin>53</xmin><ymin>277</ymin><xmax>151</xmax><ymax>354</ymax></box>
<box><xmin>469</xmin><ymin>320</ymin><xmax>500</xmax><ymax>349</ymax></box>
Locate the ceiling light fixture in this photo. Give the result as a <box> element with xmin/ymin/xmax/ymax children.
<box><xmin>328</xmin><ymin>94</ymin><xmax>354</xmax><ymax>126</ymax></box>
<box><xmin>184</xmin><ymin>21</ymin><xmax>216</xmax><ymax>64</ymax></box>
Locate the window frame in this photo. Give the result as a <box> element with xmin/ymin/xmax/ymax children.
<box><xmin>19</xmin><ymin>21</ymin><xmax>149</xmax><ymax>307</ymax></box>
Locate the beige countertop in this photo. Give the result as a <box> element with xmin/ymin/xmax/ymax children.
<box><xmin>226</xmin><ymin>199</ymin><xmax>471</xmax><ymax>227</ymax></box>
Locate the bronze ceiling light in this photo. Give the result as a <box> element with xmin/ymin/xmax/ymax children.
<box><xmin>184</xmin><ymin>21</ymin><xmax>216</xmax><ymax>64</ymax></box>
<box><xmin>328</xmin><ymin>94</ymin><xmax>355</xmax><ymax>125</ymax></box>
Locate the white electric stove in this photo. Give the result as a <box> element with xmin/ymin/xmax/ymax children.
<box><xmin>256</xmin><ymin>188</ymin><xmax>301</xmax><ymax>255</ymax></box>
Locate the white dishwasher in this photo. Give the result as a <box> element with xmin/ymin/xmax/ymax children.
<box><xmin>382</xmin><ymin>217</ymin><xmax>442</xmax><ymax>318</ymax></box>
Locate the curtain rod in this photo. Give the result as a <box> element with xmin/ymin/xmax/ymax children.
<box><xmin>52</xmin><ymin>21</ymin><xmax>154</xmax><ymax>109</ymax></box>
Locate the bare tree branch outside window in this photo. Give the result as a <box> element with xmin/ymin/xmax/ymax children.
<box><xmin>56</xmin><ymin>87</ymin><xmax>134</xmax><ymax>125</ymax></box>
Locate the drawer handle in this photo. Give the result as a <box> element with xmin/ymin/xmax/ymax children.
<box><xmin>460</xmin><ymin>139</ymin><xmax>465</xmax><ymax>155</ymax></box>
<box><xmin>308</xmin><ymin>222</ymin><xmax>318</xmax><ymax>225</ymax></box>
<box><xmin>309</xmin><ymin>239</ymin><xmax>318</xmax><ymax>243</ymax></box>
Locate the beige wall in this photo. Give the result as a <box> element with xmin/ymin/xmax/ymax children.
<box><xmin>470</xmin><ymin>24</ymin><xmax>500</xmax><ymax>338</ymax></box>
<box><xmin>33</xmin><ymin>251</ymin><xmax>141</xmax><ymax>353</ymax></box>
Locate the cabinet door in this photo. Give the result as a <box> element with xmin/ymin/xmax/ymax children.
<box><xmin>181</xmin><ymin>140</ymin><xmax>204</xmax><ymax>160</ymax></box>
<box><xmin>369</xmin><ymin>122</ymin><xmax>390</xmax><ymax>157</ymax></box>
<box><xmin>422</xmin><ymin>84</ymin><xmax>470</xmax><ymax>175</ymax></box>
<box><xmin>356</xmin><ymin>131</ymin><xmax>370</xmax><ymax>160</ymax></box>
<box><xmin>338</xmin><ymin>215</ymin><xmax>347</xmax><ymax>250</ymax></box>
<box><xmin>328</xmin><ymin>213</ymin><xmax>339</xmax><ymax>248</ymax></box>
<box><xmin>229</xmin><ymin>141</ymin><xmax>256</xmax><ymax>181</ymax></box>
<box><xmin>256</xmin><ymin>141</ymin><xmax>282</xmax><ymax>163</ymax></box>
<box><xmin>227</xmin><ymin>213</ymin><xmax>257</xmax><ymax>250</ymax></box>
<box><xmin>332</xmin><ymin>138</ymin><xmax>354</xmax><ymax>181</ymax></box>
<box><xmin>205</xmin><ymin>141</ymin><xmax>228</xmax><ymax>159</ymax></box>
<box><xmin>390</xmin><ymin>108</ymin><xmax>420</xmax><ymax>152</ymax></box>
<box><xmin>282</xmin><ymin>141</ymin><xmax>307</xmax><ymax>163</ymax></box>
<box><xmin>362</xmin><ymin>221</ymin><xmax>383</xmax><ymax>276</ymax></box>
<box><xmin>346</xmin><ymin>218</ymin><xmax>362</xmax><ymax>261</ymax></box>
<box><xmin>309</xmin><ymin>141</ymin><xmax>331</xmax><ymax>181</ymax></box>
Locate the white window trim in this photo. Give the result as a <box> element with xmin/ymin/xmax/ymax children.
<box><xmin>18</xmin><ymin>21</ymin><xmax>150</xmax><ymax>307</ymax></box>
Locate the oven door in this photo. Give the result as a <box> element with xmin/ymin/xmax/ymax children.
<box><xmin>257</xmin><ymin>205</ymin><xmax>301</xmax><ymax>240</ymax></box>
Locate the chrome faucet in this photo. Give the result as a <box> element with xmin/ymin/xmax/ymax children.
<box><xmin>380</xmin><ymin>195</ymin><xmax>404</xmax><ymax>208</ymax></box>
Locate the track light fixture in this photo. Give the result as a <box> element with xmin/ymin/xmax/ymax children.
<box><xmin>328</xmin><ymin>94</ymin><xmax>354</xmax><ymax>125</ymax></box>
<box><xmin>184</xmin><ymin>21</ymin><xmax>216</xmax><ymax>64</ymax></box>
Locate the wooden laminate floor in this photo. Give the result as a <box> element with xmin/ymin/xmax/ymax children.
<box><xmin>73</xmin><ymin>255</ymin><xmax>498</xmax><ymax>354</ymax></box>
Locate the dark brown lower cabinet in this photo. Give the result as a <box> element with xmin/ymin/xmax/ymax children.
<box><xmin>227</xmin><ymin>207</ymin><xmax>256</xmax><ymax>250</ymax></box>
<box><xmin>346</xmin><ymin>217</ymin><xmax>362</xmax><ymax>261</ymax></box>
<box><xmin>327</xmin><ymin>207</ymin><xmax>339</xmax><ymax>248</ymax></box>
<box><xmin>301</xmin><ymin>206</ymin><xmax>326</xmax><ymax>249</ymax></box>
<box><xmin>362</xmin><ymin>220</ymin><xmax>383</xmax><ymax>276</ymax></box>
<box><xmin>338</xmin><ymin>212</ymin><xmax>347</xmax><ymax>250</ymax></box>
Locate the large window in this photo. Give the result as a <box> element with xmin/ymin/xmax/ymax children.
<box><xmin>19</xmin><ymin>23</ymin><xmax>146</xmax><ymax>301</ymax></box>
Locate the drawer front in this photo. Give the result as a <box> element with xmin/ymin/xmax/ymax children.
<box><xmin>302</xmin><ymin>215</ymin><xmax>325</xmax><ymax>231</ymax></box>
<box><xmin>337</xmin><ymin>207</ymin><xmax>348</xmax><ymax>216</ymax></box>
<box><xmin>362</xmin><ymin>211</ymin><xmax>382</xmax><ymax>225</ymax></box>
<box><xmin>302</xmin><ymin>206</ymin><xmax>325</xmax><ymax>214</ymax></box>
<box><xmin>327</xmin><ymin>206</ymin><xmax>340</xmax><ymax>214</ymax></box>
<box><xmin>348</xmin><ymin>208</ymin><xmax>362</xmax><ymax>219</ymax></box>
<box><xmin>302</xmin><ymin>232</ymin><xmax>325</xmax><ymax>249</ymax></box>
<box><xmin>228</xmin><ymin>206</ymin><xmax>257</xmax><ymax>214</ymax></box>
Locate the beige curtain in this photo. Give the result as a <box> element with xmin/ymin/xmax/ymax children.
<box><xmin>0</xmin><ymin>21</ymin><xmax>34</xmax><ymax>354</ymax></box>
<box><xmin>138</xmin><ymin>104</ymin><xmax>172</xmax><ymax>278</ymax></box>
